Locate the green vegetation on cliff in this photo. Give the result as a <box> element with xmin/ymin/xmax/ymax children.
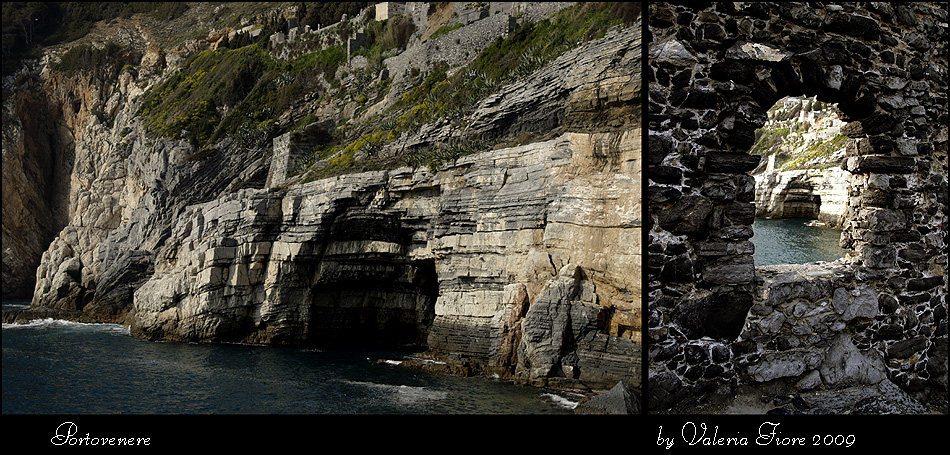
<box><xmin>429</xmin><ymin>22</ymin><xmax>464</xmax><ymax>40</ymax></box>
<box><xmin>132</xmin><ymin>2</ymin><xmax>639</xmax><ymax>178</ymax></box>
<box><xmin>53</xmin><ymin>41</ymin><xmax>142</xmax><ymax>81</ymax></box>
<box><xmin>137</xmin><ymin>40</ymin><xmax>349</xmax><ymax>152</ymax></box>
<box><xmin>296</xmin><ymin>2</ymin><xmax>371</xmax><ymax>30</ymax></box>
<box><xmin>300</xmin><ymin>2</ymin><xmax>640</xmax><ymax>179</ymax></box>
<box><xmin>750</xmin><ymin>96</ymin><xmax>847</xmax><ymax>172</ymax></box>
<box><xmin>783</xmin><ymin>133</ymin><xmax>848</xmax><ymax>170</ymax></box>
<box><xmin>138</xmin><ymin>44</ymin><xmax>273</xmax><ymax>149</ymax></box>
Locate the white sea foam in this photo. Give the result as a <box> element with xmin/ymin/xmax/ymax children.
<box><xmin>378</xmin><ymin>356</ymin><xmax>446</xmax><ymax>366</ymax></box>
<box><xmin>345</xmin><ymin>380</ymin><xmax>449</xmax><ymax>404</ymax></box>
<box><xmin>2</xmin><ymin>318</ymin><xmax>128</xmax><ymax>334</ymax></box>
<box><xmin>542</xmin><ymin>392</ymin><xmax>580</xmax><ymax>409</ymax></box>
<box><xmin>406</xmin><ymin>357</ymin><xmax>446</xmax><ymax>365</ymax></box>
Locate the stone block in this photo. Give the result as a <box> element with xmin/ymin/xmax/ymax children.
<box><xmin>704</xmin><ymin>152</ymin><xmax>761</xmax><ymax>173</ymax></box>
<box><xmin>858</xmin><ymin>244</ymin><xmax>897</xmax><ymax>268</ymax></box>
<box><xmin>205</xmin><ymin>247</ymin><xmax>236</xmax><ymax>264</ymax></box>
<box><xmin>702</xmin><ymin>255</ymin><xmax>754</xmax><ymax>285</ymax></box>
<box><xmin>725</xmin><ymin>41</ymin><xmax>791</xmax><ymax>62</ymax></box>
<box><xmin>819</xmin><ymin>334</ymin><xmax>887</xmax><ymax>387</ymax></box>
<box><xmin>845</xmin><ymin>156</ymin><xmax>916</xmax><ymax>174</ymax></box>
<box><xmin>863</xmin><ymin>208</ymin><xmax>906</xmax><ymax>232</ymax></box>
<box><xmin>657</xmin><ymin>195</ymin><xmax>714</xmax><ymax>235</ymax></box>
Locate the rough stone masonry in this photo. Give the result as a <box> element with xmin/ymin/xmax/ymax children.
<box><xmin>647</xmin><ymin>2</ymin><xmax>947</xmax><ymax>413</ymax></box>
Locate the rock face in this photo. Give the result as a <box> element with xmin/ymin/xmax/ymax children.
<box><xmin>1</xmin><ymin>86</ymin><xmax>66</xmax><ymax>297</ymax></box>
<box><xmin>754</xmin><ymin>168</ymin><xmax>850</xmax><ymax>227</ymax></box>
<box><xmin>648</xmin><ymin>2</ymin><xmax>947</xmax><ymax>413</ymax></box>
<box><xmin>573</xmin><ymin>380</ymin><xmax>640</xmax><ymax>414</ymax></box>
<box><xmin>7</xmin><ymin>11</ymin><xmax>641</xmax><ymax>393</ymax></box>
<box><xmin>129</xmin><ymin>128</ymin><xmax>641</xmax><ymax>390</ymax></box>
<box><xmin>750</xmin><ymin>96</ymin><xmax>851</xmax><ymax>226</ymax></box>
<box><xmin>383</xmin><ymin>2</ymin><xmax>575</xmax><ymax>100</ymax></box>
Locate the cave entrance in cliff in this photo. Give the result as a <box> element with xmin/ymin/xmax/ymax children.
<box><xmin>306</xmin><ymin>258</ymin><xmax>438</xmax><ymax>349</ymax></box>
<box><xmin>749</xmin><ymin>95</ymin><xmax>851</xmax><ymax>266</ymax></box>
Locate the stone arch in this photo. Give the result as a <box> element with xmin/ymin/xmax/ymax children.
<box><xmin>648</xmin><ymin>2</ymin><xmax>947</xmax><ymax>412</ymax></box>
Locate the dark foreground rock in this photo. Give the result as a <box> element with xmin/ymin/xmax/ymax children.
<box><xmin>657</xmin><ymin>379</ymin><xmax>941</xmax><ymax>415</ymax></box>
<box><xmin>574</xmin><ymin>381</ymin><xmax>641</xmax><ymax>415</ymax></box>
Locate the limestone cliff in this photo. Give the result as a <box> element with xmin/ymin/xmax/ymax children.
<box><xmin>750</xmin><ymin>96</ymin><xmax>851</xmax><ymax>227</ymax></box>
<box><xmin>3</xmin><ymin>3</ymin><xmax>641</xmax><ymax>393</ymax></box>
<box><xmin>754</xmin><ymin>167</ymin><xmax>850</xmax><ymax>227</ymax></box>
<box><xmin>130</xmin><ymin>128</ymin><xmax>639</xmax><ymax>389</ymax></box>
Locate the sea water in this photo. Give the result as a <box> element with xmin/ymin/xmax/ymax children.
<box><xmin>751</xmin><ymin>217</ymin><xmax>847</xmax><ymax>266</ymax></box>
<box><xmin>2</xmin><ymin>299</ymin><xmax>576</xmax><ymax>415</ymax></box>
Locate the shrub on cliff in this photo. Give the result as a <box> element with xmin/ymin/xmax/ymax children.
<box><xmin>138</xmin><ymin>44</ymin><xmax>271</xmax><ymax>148</ymax></box>
<box><xmin>54</xmin><ymin>42</ymin><xmax>142</xmax><ymax>82</ymax></box>
<box><xmin>138</xmin><ymin>41</ymin><xmax>347</xmax><ymax>150</ymax></box>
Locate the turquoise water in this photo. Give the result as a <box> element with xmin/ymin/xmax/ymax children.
<box><xmin>2</xmin><ymin>299</ymin><xmax>577</xmax><ymax>415</ymax></box>
<box><xmin>751</xmin><ymin>217</ymin><xmax>848</xmax><ymax>266</ymax></box>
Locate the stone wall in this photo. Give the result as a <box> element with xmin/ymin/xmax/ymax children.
<box><xmin>265</xmin><ymin>132</ymin><xmax>312</xmax><ymax>188</ymax></box>
<box><xmin>648</xmin><ymin>2</ymin><xmax>947</xmax><ymax>412</ymax></box>
<box><xmin>741</xmin><ymin>263</ymin><xmax>887</xmax><ymax>386</ymax></box>
<box><xmin>375</xmin><ymin>2</ymin><xmax>406</xmax><ymax>22</ymax></box>
<box><xmin>382</xmin><ymin>2</ymin><xmax>573</xmax><ymax>99</ymax></box>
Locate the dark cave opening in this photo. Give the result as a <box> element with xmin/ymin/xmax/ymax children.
<box><xmin>306</xmin><ymin>258</ymin><xmax>438</xmax><ymax>348</ymax></box>
<box><xmin>781</xmin><ymin>180</ymin><xmax>821</xmax><ymax>219</ymax></box>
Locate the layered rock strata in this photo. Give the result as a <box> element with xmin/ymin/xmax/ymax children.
<box><xmin>10</xmin><ymin>16</ymin><xmax>641</xmax><ymax>392</ymax></box>
<box><xmin>648</xmin><ymin>2</ymin><xmax>947</xmax><ymax>412</ymax></box>
<box><xmin>754</xmin><ymin>167</ymin><xmax>850</xmax><ymax>227</ymax></box>
<box><xmin>130</xmin><ymin>129</ymin><xmax>641</xmax><ymax>390</ymax></box>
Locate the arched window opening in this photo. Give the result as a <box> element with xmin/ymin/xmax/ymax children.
<box><xmin>749</xmin><ymin>96</ymin><xmax>850</xmax><ymax>266</ymax></box>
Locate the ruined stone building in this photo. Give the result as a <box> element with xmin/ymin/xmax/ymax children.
<box><xmin>648</xmin><ymin>2</ymin><xmax>947</xmax><ymax>413</ymax></box>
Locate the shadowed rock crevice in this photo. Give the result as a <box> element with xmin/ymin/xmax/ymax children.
<box><xmin>2</xmin><ymin>80</ymin><xmax>73</xmax><ymax>298</ymax></box>
<box><xmin>307</xmin><ymin>256</ymin><xmax>438</xmax><ymax>348</ymax></box>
